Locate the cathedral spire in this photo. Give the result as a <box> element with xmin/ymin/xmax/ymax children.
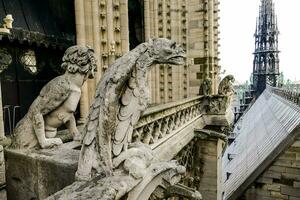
<box><xmin>252</xmin><ymin>0</ymin><xmax>280</xmax><ymax>96</ymax></box>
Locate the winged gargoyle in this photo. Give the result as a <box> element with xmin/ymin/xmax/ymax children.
<box><xmin>12</xmin><ymin>46</ymin><xmax>97</xmax><ymax>149</ymax></box>
<box><xmin>76</xmin><ymin>38</ymin><xmax>186</xmax><ymax>181</ymax></box>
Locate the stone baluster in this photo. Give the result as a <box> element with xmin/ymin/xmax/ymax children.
<box><xmin>142</xmin><ymin>123</ymin><xmax>154</xmax><ymax>144</ymax></box>
<box><xmin>153</xmin><ymin>120</ymin><xmax>162</xmax><ymax>142</ymax></box>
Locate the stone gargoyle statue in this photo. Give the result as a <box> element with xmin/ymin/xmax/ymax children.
<box><xmin>11</xmin><ymin>45</ymin><xmax>97</xmax><ymax>149</ymax></box>
<box><xmin>46</xmin><ymin>38</ymin><xmax>202</xmax><ymax>200</ymax></box>
<box><xmin>76</xmin><ymin>38</ymin><xmax>186</xmax><ymax>180</ymax></box>
<box><xmin>199</xmin><ymin>78</ymin><xmax>212</xmax><ymax>95</ymax></box>
<box><xmin>218</xmin><ymin>75</ymin><xmax>235</xmax><ymax>96</ymax></box>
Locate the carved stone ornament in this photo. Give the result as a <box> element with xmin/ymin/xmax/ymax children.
<box><xmin>199</xmin><ymin>78</ymin><xmax>212</xmax><ymax>96</ymax></box>
<box><xmin>47</xmin><ymin>38</ymin><xmax>193</xmax><ymax>200</ymax></box>
<box><xmin>218</xmin><ymin>75</ymin><xmax>235</xmax><ymax>96</ymax></box>
<box><xmin>76</xmin><ymin>38</ymin><xmax>186</xmax><ymax>181</ymax></box>
<box><xmin>11</xmin><ymin>45</ymin><xmax>97</xmax><ymax>149</ymax></box>
<box><xmin>0</xmin><ymin>48</ymin><xmax>12</xmax><ymax>73</ymax></box>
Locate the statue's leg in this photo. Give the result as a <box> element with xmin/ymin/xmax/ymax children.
<box><xmin>66</xmin><ymin>115</ymin><xmax>81</xmax><ymax>141</ymax></box>
<box><xmin>33</xmin><ymin>114</ymin><xmax>62</xmax><ymax>148</ymax></box>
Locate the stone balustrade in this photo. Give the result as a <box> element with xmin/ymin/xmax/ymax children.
<box><xmin>133</xmin><ymin>96</ymin><xmax>204</xmax><ymax>146</ymax></box>
<box><xmin>268</xmin><ymin>86</ymin><xmax>300</xmax><ymax>106</ymax></box>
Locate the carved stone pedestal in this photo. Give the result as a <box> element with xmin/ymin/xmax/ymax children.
<box><xmin>5</xmin><ymin>142</ymin><xmax>80</xmax><ymax>200</ymax></box>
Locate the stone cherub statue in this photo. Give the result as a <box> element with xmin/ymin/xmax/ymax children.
<box><xmin>199</xmin><ymin>78</ymin><xmax>212</xmax><ymax>95</ymax></box>
<box><xmin>218</xmin><ymin>75</ymin><xmax>235</xmax><ymax>96</ymax></box>
<box><xmin>12</xmin><ymin>45</ymin><xmax>97</xmax><ymax>149</ymax></box>
<box><xmin>75</xmin><ymin>38</ymin><xmax>186</xmax><ymax>181</ymax></box>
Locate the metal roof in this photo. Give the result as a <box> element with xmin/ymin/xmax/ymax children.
<box><xmin>222</xmin><ymin>88</ymin><xmax>300</xmax><ymax>200</ymax></box>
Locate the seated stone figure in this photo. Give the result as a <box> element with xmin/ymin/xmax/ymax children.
<box><xmin>199</xmin><ymin>78</ymin><xmax>212</xmax><ymax>95</ymax></box>
<box><xmin>11</xmin><ymin>45</ymin><xmax>97</xmax><ymax>149</ymax></box>
<box><xmin>218</xmin><ymin>75</ymin><xmax>235</xmax><ymax>96</ymax></box>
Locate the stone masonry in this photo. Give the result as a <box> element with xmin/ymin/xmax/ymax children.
<box><xmin>242</xmin><ymin>135</ymin><xmax>300</xmax><ymax>200</ymax></box>
<box><xmin>74</xmin><ymin>0</ymin><xmax>221</xmax><ymax>120</ymax></box>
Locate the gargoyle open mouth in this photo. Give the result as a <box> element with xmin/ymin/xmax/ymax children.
<box><xmin>168</xmin><ymin>55</ymin><xmax>186</xmax><ymax>65</ymax></box>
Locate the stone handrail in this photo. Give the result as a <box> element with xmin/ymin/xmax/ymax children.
<box><xmin>132</xmin><ymin>96</ymin><xmax>204</xmax><ymax>146</ymax></box>
<box><xmin>268</xmin><ymin>86</ymin><xmax>300</xmax><ymax>106</ymax></box>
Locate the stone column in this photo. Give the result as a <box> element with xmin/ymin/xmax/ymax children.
<box><xmin>120</xmin><ymin>0</ymin><xmax>129</xmax><ymax>53</ymax></box>
<box><xmin>194</xmin><ymin>129</ymin><xmax>227</xmax><ymax>200</ymax></box>
<box><xmin>75</xmin><ymin>0</ymin><xmax>89</xmax><ymax>123</ymax></box>
<box><xmin>106</xmin><ymin>0</ymin><xmax>114</xmax><ymax>65</ymax></box>
<box><xmin>91</xmin><ymin>0</ymin><xmax>101</xmax><ymax>83</ymax></box>
<box><xmin>144</xmin><ymin>0</ymin><xmax>151</xmax><ymax>40</ymax></box>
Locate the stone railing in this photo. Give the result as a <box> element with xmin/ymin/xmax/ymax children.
<box><xmin>132</xmin><ymin>96</ymin><xmax>204</xmax><ymax>146</ymax></box>
<box><xmin>269</xmin><ymin>86</ymin><xmax>300</xmax><ymax>106</ymax></box>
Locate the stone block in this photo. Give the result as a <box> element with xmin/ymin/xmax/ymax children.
<box><xmin>282</xmin><ymin>173</ymin><xmax>300</xmax><ymax>182</ymax></box>
<box><xmin>269</xmin><ymin>165</ymin><xmax>286</xmax><ymax>173</ymax></box>
<box><xmin>256</xmin><ymin>177</ymin><xmax>273</xmax><ymax>184</ymax></box>
<box><xmin>290</xmin><ymin>197</ymin><xmax>300</xmax><ymax>200</ymax></box>
<box><xmin>281</xmin><ymin>186</ymin><xmax>300</xmax><ymax>197</ymax></box>
<box><xmin>266</xmin><ymin>184</ymin><xmax>281</xmax><ymax>192</ymax></box>
<box><xmin>274</xmin><ymin>159</ymin><xmax>293</xmax><ymax>167</ymax></box>
<box><xmin>286</xmin><ymin>167</ymin><xmax>300</xmax><ymax>175</ymax></box>
<box><xmin>262</xmin><ymin>171</ymin><xmax>281</xmax><ymax>179</ymax></box>
<box><xmin>281</xmin><ymin>152</ymin><xmax>297</xmax><ymax>160</ymax></box>
<box><xmin>292</xmin><ymin>141</ymin><xmax>300</xmax><ymax>148</ymax></box>
<box><xmin>256</xmin><ymin>189</ymin><xmax>271</xmax><ymax>197</ymax></box>
<box><xmin>270</xmin><ymin>191</ymin><xmax>288</xmax><ymax>199</ymax></box>
<box><xmin>0</xmin><ymin>189</ymin><xmax>6</xmax><ymax>200</ymax></box>
<box><xmin>5</xmin><ymin>142</ymin><xmax>80</xmax><ymax>200</ymax></box>
<box><xmin>294</xmin><ymin>181</ymin><xmax>300</xmax><ymax>188</ymax></box>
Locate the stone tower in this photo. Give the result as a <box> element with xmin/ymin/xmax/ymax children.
<box><xmin>253</xmin><ymin>0</ymin><xmax>279</xmax><ymax>96</ymax></box>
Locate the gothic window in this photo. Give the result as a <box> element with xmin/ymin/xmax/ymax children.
<box><xmin>0</xmin><ymin>48</ymin><xmax>12</xmax><ymax>73</ymax></box>
<box><xmin>20</xmin><ymin>49</ymin><xmax>38</xmax><ymax>75</ymax></box>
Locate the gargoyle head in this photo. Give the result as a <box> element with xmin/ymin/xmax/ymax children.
<box><xmin>61</xmin><ymin>45</ymin><xmax>97</xmax><ymax>79</ymax></box>
<box><xmin>224</xmin><ymin>75</ymin><xmax>235</xmax><ymax>83</ymax></box>
<box><xmin>148</xmin><ymin>38</ymin><xmax>186</xmax><ymax>65</ymax></box>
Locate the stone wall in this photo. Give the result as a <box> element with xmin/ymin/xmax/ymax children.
<box><xmin>74</xmin><ymin>0</ymin><xmax>221</xmax><ymax>119</ymax></box>
<box><xmin>144</xmin><ymin>0</ymin><xmax>190</xmax><ymax>104</ymax></box>
<box><xmin>242</xmin><ymin>135</ymin><xmax>300</xmax><ymax>200</ymax></box>
<box><xmin>187</xmin><ymin>0</ymin><xmax>220</xmax><ymax>96</ymax></box>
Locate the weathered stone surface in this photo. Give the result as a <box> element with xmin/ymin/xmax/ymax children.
<box><xmin>11</xmin><ymin>46</ymin><xmax>97</xmax><ymax>150</ymax></box>
<box><xmin>76</xmin><ymin>38</ymin><xmax>185</xmax><ymax>181</ymax></box>
<box><xmin>281</xmin><ymin>186</ymin><xmax>300</xmax><ymax>197</ymax></box>
<box><xmin>5</xmin><ymin>142</ymin><xmax>80</xmax><ymax>200</ymax></box>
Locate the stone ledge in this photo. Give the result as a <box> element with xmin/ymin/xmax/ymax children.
<box><xmin>194</xmin><ymin>129</ymin><xmax>227</xmax><ymax>141</ymax></box>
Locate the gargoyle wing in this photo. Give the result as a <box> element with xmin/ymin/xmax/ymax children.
<box><xmin>35</xmin><ymin>75</ymin><xmax>71</xmax><ymax>115</ymax></box>
<box><xmin>112</xmin><ymin>72</ymin><xmax>146</xmax><ymax>156</ymax></box>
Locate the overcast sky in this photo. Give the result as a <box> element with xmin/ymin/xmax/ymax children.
<box><xmin>220</xmin><ymin>0</ymin><xmax>300</xmax><ymax>83</ymax></box>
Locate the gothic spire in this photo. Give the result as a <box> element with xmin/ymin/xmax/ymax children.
<box><xmin>252</xmin><ymin>0</ymin><xmax>280</xmax><ymax>96</ymax></box>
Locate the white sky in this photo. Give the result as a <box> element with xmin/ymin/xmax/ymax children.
<box><xmin>220</xmin><ymin>0</ymin><xmax>300</xmax><ymax>83</ymax></box>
